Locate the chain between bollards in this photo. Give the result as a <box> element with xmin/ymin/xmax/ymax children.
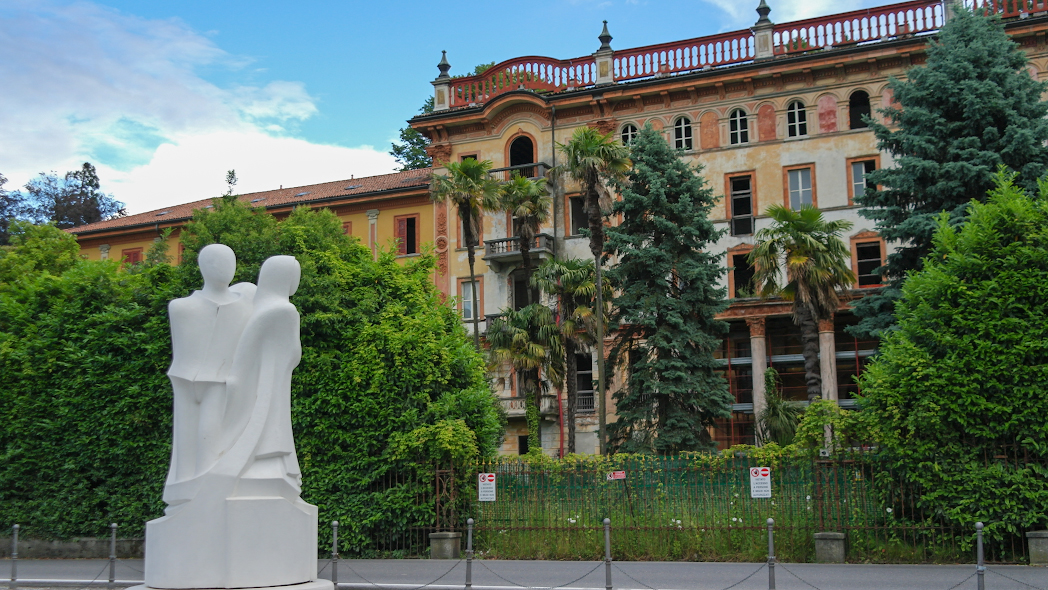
<box><xmin>767</xmin><ymin>518</ymin><xmax>775</xmax><ymax>590</ymax></box>
<box><xmin>10</xmin><ymin>524</ymin><xmax>18</xmax><ymax>590</ymax></box>
<box><xmin>603</xmin><ymin>518</ymin><xmax>612</xmax><ymax>590</ymax></box>
<box><xmin>975</xmin><ymin>522</ymin><xmax>985</xmax><ymax>590</ymax></box>
<box><xmin>332</xmin><ymin>521</ymin><xmax>340</xmax><ymax>585</ymax></box>
<box><xmin>465</xmin><ymin>518</ymin><xmax>474</xmax><ymax>590</ymax></box>
<box><xmin>108</xmin><ymin>523</ymin><xmax>117</xmax><ymax>590</ymax></box>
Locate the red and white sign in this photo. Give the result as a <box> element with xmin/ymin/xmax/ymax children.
<box><xmin>749</xmin><ymin>467</ymin><xmax>772</xmax><ymax>498</ymax></box>
<box><xmin>478</xmin><ymin>473</ymin><xmax>496</xmax><ymax>502</ymax></box>
<box><xmin>606</xmin><ymin>471</ymin><xmax>626</xmax><ymax>481</ymax></box>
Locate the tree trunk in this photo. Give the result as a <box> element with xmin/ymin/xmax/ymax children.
<box><xmin>565</xmin><ymin>338</ymin><xmax>578</xmax><ymax>455</ymax></box>
<box><xmin>520</xmin><ymin>230</ymin><xmax>532</xmax><ymax>307</ymax></box>
<box><xmin>465</xmin><ymin>224</ymin><xmax>481</xmax><ymax>351</ymax></box>
<box><xmin>794</xmin><ymin>304</ymin><xmax>822</xmax><ymax>400</ymax></box>
<box><xmin>584</xmin><ymin>172</ymin><xmax>608</xmax><ymax>455</ymax></box>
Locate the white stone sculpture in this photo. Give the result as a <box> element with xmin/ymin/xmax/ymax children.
<box><xmin>139</xmin><ymin>245</ymin><xmax>330</xmax><ymax>590</ymax></box>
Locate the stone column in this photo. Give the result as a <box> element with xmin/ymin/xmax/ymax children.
<box><xmin>819</xmin><ymin>317</ymin><xmax>838</xmax><ymax>402</ymax></box>
<box><xmin>367</xmin><ymin>209</ymin><xmax>380</xmax><ymax>260</ymax></box>
<box><xmin>593</xmin><ymin>21</ymin><xmax>615</xmax><ymax>85</ymax></box>
<box><xmin>746</xmin><ymin>317</ymin><xmax>768</xmax><ymax>444</ymax></box>
<box><xmin>432</xmin><ymin>51</ymin><xmax>451</xmax><ymax>112</ymax></box>
<box><xmin>751</xmin><ymin>0</ymin><xmax>775</xmax><ymax>61</ymax></box>
<box><xmin>99</xmin><ymin>244</ymin><xmax>111</xmax><ymax>260</ymax></box>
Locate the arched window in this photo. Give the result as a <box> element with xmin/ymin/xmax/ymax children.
<box><xmin>621</xmin><ymin>123</ymin><xmax>639</xmax><ymax>145</ymax></box>
<box><xmin>729</xmin><ymin>109</ymin><xmax>749</xmax><ymax>145</ymax></box>
<box><xmin>673</xmin><ymin>117</ymin><xmax>693</xmax><ymax>150</ymax></box>
<box><xmin>509</xmin><ymin>135</ymin><xmax>536</xmax><ymax>177</ymax></box>
<box><xmin>786</xmin><ymin>101</ymin><xmax>807</xmax><ymax>137</ymax></box>
<box><xmin>849</xmin><ymin>91</ymin><xmax>871</xmax><ymax>130</ymax></box>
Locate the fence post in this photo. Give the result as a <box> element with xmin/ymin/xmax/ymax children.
<box><xmin>331</xmin><ymin>521</ymin><xmax>339</xmax><ymax>586</ymax></box>
<box><xmin>108</xmin><ymin>523</ymin><xmax>117</xmax><ymax>590</ymax></box>
<box><xmin>466</xmin><ymin>518</ymin><xmax>474</xmax><ymax>590</ymax></box>
<box><xmin>976</xmin><ymin>522</ymin><xmax>985</xmax><ymax>590</ymax></box>
<box><xmin>10</xmin><ymin>524</ymin><xmax>18</xmax><ymax>590</ymax></box>
<box><xmin>767</xmin><ymin>518</ymin><xmax>775</xmax><ymax>590</ymax></box>
<box><xmin>603</xmin><ymin>518</ymin><xmax>612</xmax><ymax>590</ymax></box>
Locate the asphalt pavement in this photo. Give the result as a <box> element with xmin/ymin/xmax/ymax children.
<box><xmin>0</xmin><ymin>558</ymin><xmax>1045</xmax><ymax>590</ymax></box>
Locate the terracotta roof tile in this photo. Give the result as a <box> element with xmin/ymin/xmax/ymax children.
<box><xmin>72</xmin><ymin>168</ymin><xmax>433</xmax><ymax>235</ymax></box>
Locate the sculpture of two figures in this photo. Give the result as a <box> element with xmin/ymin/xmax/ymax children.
<box><xmin>141</xmin><ymin>244</ymin><xmax>329</xmax><ymax>590</ymax></box>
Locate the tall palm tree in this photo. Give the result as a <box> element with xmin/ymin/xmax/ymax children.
<box><xmin>498</xmin><ymin>175</ymin><xmax>551</xmax><ymax>307</ymax></box>
<box><xmin>749</xmin><ymin>205</ymin><xmax>855</xmax><ymax>400</ymax></box>
<box><xmin>532</xmin><ymin>257</ymin><xmax>611</xmax><ymax>454</ymax></box>
<box><xmin>487</xmin><ymin>304</ymin><xmax>564</xmax><ymax>454</ymax></box>
<box><xmin>557</xmin><ymin>126</ymin><xmax>631</xmax><ymax>455</ymax></box>
<box><xmin>430</xmin><ymin>158</ymin><xmax>501</xmax><ymax>350</ymax></box>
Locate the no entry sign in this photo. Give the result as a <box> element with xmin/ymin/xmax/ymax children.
<box><xmin>749</xmin><ymin>467</ymin><xmax>771</xmax><ymax>498</ymax></box>
<box><xmin>478</xmin><ymin>473</ymin><xmax>496</xmax><ymax>501</ymax></box>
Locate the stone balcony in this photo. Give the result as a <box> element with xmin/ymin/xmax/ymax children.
<box><xmin>501</xmin><ymin>394</ymin><xmax>559</xmax><ymax>418</ymax></box>
<box><xmin>488</xmin><ymin>162</ymin><xmax>550</xmax><ymax>182</ymax></box>
<box><xmin>482</xmin><ymin>233</ymin><xmax>554</xmax><ymax>273</ymax></box>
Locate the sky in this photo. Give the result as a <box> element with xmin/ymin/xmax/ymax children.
<box><xmin>1</xmin><ymin>0</ymin><xmax>907</xmax><ymax>214</ymax></box>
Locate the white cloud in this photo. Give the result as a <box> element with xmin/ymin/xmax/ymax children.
<box><xmin>0</xmin><ymin>0</ymin><xmax>395</xmax><ymax>214</ymax></box>
<box><xmin>698</xmin><ymin>0</ymin><xmax>865</xmax><ymax>28</ymax></box>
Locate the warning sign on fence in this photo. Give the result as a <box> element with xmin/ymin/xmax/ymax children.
<box><xmin>606</xmin><ymin>470</ymin><xmax>626</xmax><ymax>481</ymax></box>
<box><xmin>478</xmin><ymin>473</ymin><xmax>496</xmax><ymax>502</ymax></box>
<box><xmin>749</xmin><ymin>467</ymin><xmax>771</xmax><ymax>499</ymax></box>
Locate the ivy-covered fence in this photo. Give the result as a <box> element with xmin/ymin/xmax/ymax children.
<box><xmin>442</xmin><ymin>453</ymin><xmax>1037</xmax><ymax>564</ymax></box>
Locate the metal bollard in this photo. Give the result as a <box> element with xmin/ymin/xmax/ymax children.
<box><xmin>466</xmin><ymin>518</ymin><xmax>474</xmax><ymax>590</ymax></box>
<box><xmin>109</xmin><ymin>523</ymin><xmax>117</xmax><ymax>590</ymax></box>
<box><xmin>331</xmin><ymin>521</ymin><xmax>339</xmax><ymax>585</ymax></box>
<box><xmin>767</xmin><ymin>518</ymin><xmax>776</xmax><ymax>590</ymax></box>
<box><xmin>603</xmin><ymin>518</ymin><xmax>612</xmax><ymax>590</ymax></box>
<box><xmin>976</xmin><ymin>522</ymin><xmax>985</xmax><ymax>590</ymax></box>
<box><xmin>10</xmin><ymin>524</ymin><xmax>18</xmax><ymax>590</ymax></box>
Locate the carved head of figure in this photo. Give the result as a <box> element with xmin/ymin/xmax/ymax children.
<box><xmin>258</xmin><ymin>255</ymin><xmax>300</xmax><ymax>299</ymax></box>
<box><xmin>198</xmin><ymin>244</ymin><xmax>237</xmax><ymax>288</ymax></box>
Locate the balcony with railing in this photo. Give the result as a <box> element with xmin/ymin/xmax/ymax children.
<box><xmin>501</xmin><ymin>395</ymin><xmax>559</xmax><ymax>417</ymax></box>
<box><xmin>441</xmin><ymin>0</ymin><xmax>946</xmax><ymax>108</ymax></box>
<box><xmin>482</xmin><ymin>233</ymin><xmax>554</xmax><ymax>272</ymax></box>
<box><xmin>488</xmin><ymin>162</ymin><xmax>551</xmax><ymax>183</ymax></box>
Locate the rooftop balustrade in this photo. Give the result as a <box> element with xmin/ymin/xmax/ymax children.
<box><xmin>440</xmin><ymin>0</ymin><xmax>948</xmax><ymax>109</ymax></box>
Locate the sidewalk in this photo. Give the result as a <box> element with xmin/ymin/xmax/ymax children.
<box><xmin>1</xmin><ymin>558</ymin><xmax>1045</xmax><ymax>590</ymax></box>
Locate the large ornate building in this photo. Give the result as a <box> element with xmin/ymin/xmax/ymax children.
<box><xmin>72</xmin><ymin>0</ymin><xmax>1048</xmax><ymax>455</ymax></box>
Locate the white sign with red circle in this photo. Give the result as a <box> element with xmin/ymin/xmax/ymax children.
<box><xmin>749</xmin><ymin>466</ymin><xmax>772</xmax><ymax>498</ymax></box>
<box><xmin>478</xmin><ymin>473</ymin><xmax>496</xmax><ymax>502</ymax></box>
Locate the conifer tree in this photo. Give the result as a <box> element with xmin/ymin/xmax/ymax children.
<box><xmin>851</xmin><ymin>8</ymin><xmax>1048</xmax><ymax>338</ymax></box>
<box><xmin>605</xmin><ymin>125</ymin><xmax>732</xmax><ymax>453</ymax></box>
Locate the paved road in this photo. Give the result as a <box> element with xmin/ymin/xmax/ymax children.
<box><xmin>1</xmin><ymin>558</ymin><xmax>1045</xmax><ymax>590</ymax></box>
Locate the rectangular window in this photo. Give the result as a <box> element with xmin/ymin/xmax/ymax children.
<box><xmin>517</xmin><ymin>434</ymin><xmax>530</xmax><ymax>455</ymax></box>
<box><xmin>849</xmin><ymin>158</ymin><xmax>877</xmax><ymax>203</ymax></box>
<box><xmin>395</xmin><ymin>214</ymin><xmax>419</xmax><ymax>255</ymax></box>
<box><xmin>512</xmin><ymin>273</ymin><xmax>537</xmax><ymax>311</ymax></box>
<box><xmin>576</xmin><ymin>353</ymin><xmax>595</xmax><ymax>412</ymax></box>
<box><xmin>121</xmin><ymin>247</ymin><xmax>143</xmax><ymax>265</ymax></box>
<box><xmin>855</xmin><ymin>242</ymin><xmax>883</xmax><ymax>287</ymax></box>
<box><xmin>461</xmin><ymin>154</ymin><xmax>478</xmax><ymax>162</ymax></box>
<box><xmin>729</xmin><ymin>175</ymin><xmax>754</xmax><ymax>236</ymax></box>
<box><xmin>342</xmin><ymin>221</ymin><xmax>352</xmax><ymax>235</ymax></box>
<box><xmin>732</xmin><ymin>253</ymin><xmax>756</xmax><ymax>298</ymax></box>
<box><xmin>460</xmin><ymin>279</ymin><xmax>480</xmax><ymax>320</ymax></box>
<box><xmin>569</xmin><ymin>196</ymin><xmax>586</xmax><ymax>236</ymax></box>
<box><xmin>786</xmin><ymin>166</ymin><xmax>814</xmax><ymax>210</ymax></box>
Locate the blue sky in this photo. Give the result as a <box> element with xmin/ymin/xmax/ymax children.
<box><xmin>1</xmin><ymin>0</ymin><xmax>903</xmax><ymax>214</ymax></box>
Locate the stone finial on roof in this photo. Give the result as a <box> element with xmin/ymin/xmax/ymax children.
<box><xmin>754</xmin><ymin>0</ymin><xmax>772</xmax><ymax>26</ymax></box>
<box><xmin>598</xmin><ymin>21</ymin><xmax>613</xmax><ymax>52</ymax></box>
<box><xmin>436</xmin><ymin>50</ymin><xmax>451</xmax><ymax>80</ymax></box>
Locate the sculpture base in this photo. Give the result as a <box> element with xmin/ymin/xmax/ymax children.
<box><xmin>145</xmin><ymin>495</ymin><xmax>318</xmax><ymax>589</ymax></box>
<box><xmin>128</xmin><ymin>580</ymin><xmax>334</xmax><ymax>590</ymax></box>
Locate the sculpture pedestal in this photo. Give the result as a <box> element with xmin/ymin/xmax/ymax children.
<box><xmin>129</xmin><ymin>581</ymin><xmax>333</xmax><ymax>590</ymax></box>
<box><xmin>145</xmin><ymin>495</ymin><xmax>318</xmax><ymax>589</ymax></box>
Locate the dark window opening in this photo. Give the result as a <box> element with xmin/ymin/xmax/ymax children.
<box><xmin>570</xmin><ymin>196</ymin><xmax>586</xmax><ymax>235</ymax></box>
<box><xmin>787</xmin><ymin>101</ymin><xmax>808</xmax><ymax>137</ymax></box>
<box><xmin>512</xmin><ymin>272</ymin><xmax>538</xmax><ymax>311</ymax></box>
<box><xmin>396</xmin><ymin>215</ymin><xmax>419</xmax><ymax>255</ymax></box>
<box><xmin>730</xmin><ymin>110</ymin><xmax>749</xmax><ymax>144</ymax></box>
<box><xmin>518</xmin><ymin>434</ymin><xmax>530</xmax><ymax>455</ymax></box>
<box><xmin>729</xmin><ymin>176</ymin><xmax>753</xmax><ymax>236</ymax></box>
<box><xmin>856</xmin><ymin>241</ymin><xmax>883</xmax><ymax>286</ymax></box>
<box><xmin>851</xmin><ymin>159</ymin><xmax>877</xmax><ymax>200</ymax></box>
<box><xmin>732</xmin><ymin>253</ymin><xmax>756</xmax><ymax>298</ymax></box>
<box><xmin>509</xmin><ymin>136</ymin><xmax>536</xmax><ymax>177</ymax></box>
<box><xmin>674</xmin><ymin>118</ymin><xmax>693</xmax><ymax>150</ymax></box>
<box><xmin>461</xmin><ymin>154</ymin><xmax>478</xmax><ymax>162</ymax></box>
<box><xmin>849</xmin><ymin>91</ymin><xmax>871</xmax><ymax>130</ymax></box>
